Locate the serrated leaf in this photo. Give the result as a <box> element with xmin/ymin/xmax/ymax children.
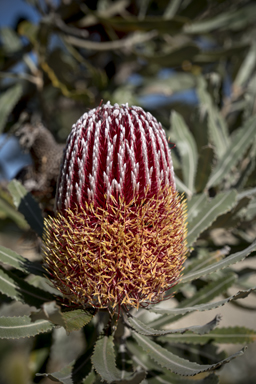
<box><xmin>92</xmin><ymin>335</ymin><xmax>145</xmax><ymax>383</ymax></box>
<box><xmin>182</xmin><ymin>239</ymin><xmax>256</xmax><ymax>283</ymax></box>
<box><xmin>127</xmin><ymin>341</ymin><xmax>219</xmax><ymax>384</ymax></box>
<box><xmin>132</xmin><ymin>332</ymin><xmax>245</xmax><ymax>376</ymax></box>
<box><xmin>171</xmin><ymin>111</ymin><xmax>198</xmax><ymax>193</ymax></box>
<box><xmin>183</xmin><ymin>247</ymin><xmax>229</xmax><ymax>277</ymax></box>
<box><xmin>147</xmin><ymin>372</ymin><xmax>219</xmax><ymax>384</ymax></box>
<box><xmin>0</xmin><ymin>267</ymin><xmax>53</xmax><ymax>308</ymax></box>
<box><xmin>148</xmin><ymin>286</ymin><xmax>256</xmax><ymax>326</ymax></box>
<box><xmin>82</xmin><ymin>370</ymin><xmax>96</xmax><ymax>384</ymax></box>
<box><xmin>148</xmin><ymin>273</ymin><xmax>237</xmax><ymax>328</ymax></box>
<box><xmin>92</xmin><ymin>335</ymin><xmax>122</xmax><ymax>383</ymax></box>
<box><xmin>186</xmin><ymin>190</ymin><xmax>237</xmax><ymax>246</ymax></box>
<box><xmin>207</xmin><ymin>115</ymin><xmax>256</xmax><ymax>188</ymax></box>
<box><xmin>0</xmin><ymin>84</ymin><xmax>22</xmax><ymax>133</ymax></box>
<box><xmin>197</xmin><ymin>77</ymin><xmax>229</xmax><ymax>159</ymax></box>
<box><xmin>0</xmin><ymin>245</ymin><xmax>44</xmax><ymax>276</ymax></box>
<box><xmin>8</xmin><ymin>180</ymin><xmax>44</xmax><ymax>237</ymax></box>
<box><xmin>212</xmin><ymin>197</ymin><xmax>251</xmax><ymax>229</ymax></box>
<box><xmin>160</xmin><ymin>327</ymin><xmax>256</xmax><ymax>345</ymax></box>
<box><xmin>62</xmin><ymin>309</ymin><xmax>95</xmax><ymax>333</ymax></box>
<box><xmin>124</xmin><ymin>313</ymin><xmax>220</xmax><ymax>336</ymax></box>
<box><xmin>0</xmin><ymin>316</ymin><xmax>53</xmax><ymax>339</ymax></box>
<box><xmin>187</xmin><ymin>193</ymin><xmax>208</xmax><ymax>222</ymax></box>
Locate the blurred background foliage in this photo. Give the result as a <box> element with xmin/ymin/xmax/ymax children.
<box><xmin>0</xmin><ymin>0</ymin><xmax>256</xmax><ymax>383</ymax></box>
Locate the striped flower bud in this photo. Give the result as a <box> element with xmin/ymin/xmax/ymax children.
<box><xmin>43</xmin><ymin>102</ymin><xmax>187</xmax><ymax>310</ymax></box>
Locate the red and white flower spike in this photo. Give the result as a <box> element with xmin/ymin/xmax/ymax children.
<box><xmin>43</xmin><ymin>102</ymin><xmax>187</xmax><ymax>310</ymax></box>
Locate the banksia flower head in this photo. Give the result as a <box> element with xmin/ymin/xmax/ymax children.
<box><xmin>43</xmin><ymin>102</ymin><xmax>187</xmax><ymax>310</ymax></box>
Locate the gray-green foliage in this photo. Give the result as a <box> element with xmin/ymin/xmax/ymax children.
<box><xmin>0</xmin><ymin>1</ymin><xmax>256</xmax><ymax>384</ymax></box>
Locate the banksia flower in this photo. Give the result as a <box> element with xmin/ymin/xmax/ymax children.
<box><xmin>43</xmin><ymin>102</ymin><xmax>187</xmax><ymax>310</ymax></box>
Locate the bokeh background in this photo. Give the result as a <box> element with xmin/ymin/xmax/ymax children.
<box><xmin>0</xmin><ymin>1</ymin><xmax>256</xmax><ymax>383</ymax></box>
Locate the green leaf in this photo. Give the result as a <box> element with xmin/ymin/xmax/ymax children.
<box><xmin>206</xmin><ymin>115</ymin><xmax>256</xmax><ymax>188</ymax></box>
<box><xmin>186</xmin><ymin>190</ymin><xmax>237</xmax><ymax>247</ymax></box>
<box><xmin>237</xmin><ymin>187</ymin><xmax>256</xmax><ymax>200</ymax></box>
<box><xmin>37</xmin><ymin>361</ymin><xmax>75</xmax><ymax>384</ymax></box>
<box><xmin>148</xmin><ymin>286</ymin><xmax>256</xmax><ymax>324</ymax></box>
<box><xmin>195</xmin><ymin>147</ymin><xmax>214</xmax><ymax>193</ymax></box>
<box><xmin>170</xmin><ymin>111</ymin><xmax>198</xmax><ymax>193</ymax></box>
<box><xmin>127</xmin><ymin>341</ymin><xmax>219</xmax><ymax>384</ymax></box>
<box><xmin>0</xmin><ymin>27</ymin><xmax>22</xmax><ymax>53</ymax></box>
<box><xmin>38</xmin><ymin>348</ymin><xmax>94</xmax><ymax>384</ymax></box>
<box><xmin>82</xmin><ymin>371</ymin><xmax>96</xmax><ymax>384</ymax></box>
<box><xmin>234</xmin><ymin>43</ymin><xmax>256</xmax><ymax>88</ymax></box>
<box><xmin>0</xmin><ymin>196</ymin><xmax>28</xmax><ymax>229</ymax></box>
<box><xmin>101</xmin><ymin>15</ymin><xmax>186</xmax><ymax>33</ymax></box>
<box><xmin>211</xmin><ymin>197</ymin><xmax>251</xmax><ymax>229</ymax></box>
<box><xmin>132</xmin><ymin>332</ymin><xmax>245</xmax><ymax>376</ymax></box>
<box><xmin>92</xmin><ymin>335</ymin><xmax>122</xmax><ymax>383</ymax></box>
<box><xmin>182</xmin><ymin>240</ymin><xmax>256</xmax><ymax>283</ymax></box>
<box><xmin>31</xmin><ymin>301</ymin><xmax>65</xmax><ymax>327</ymax></box>
<box><xmin>175</xmin><ymin>176</ymin><xmax>193</xmax><ymax>197</ymax></box>
<box><xmin>139</xmin><ymin>44</ymin><xmax>200</xmax><ymax>67</ymax></box>
<box><xmin>160</xmin><ymin>327</ymin><xmax>256</xmax><ymax>345</ymax></box>
<box><xmin>183</xmin><ymin>247</ymin><xmax>229</xmax><ymax>277</ymax></box>
<box><xmin>92</xmin><ymin>335</ymin><xmax>145</xmax><ymax>383</ymax></box>
<box><xmin>62</xmin><ymin>309</ymin><xmax>95</xmax><ymax>333</ymax></box>
<box><xmin>31</xmin><ymin>303</ymin><xmax>94</xmax><ymax>331</ymax></box>
<box><xmin>148</xmin><ymin>273</ymin><xmax>237</xmax><ymax>328</ymax></box>
<box><xmin>142</xmin><ymin>73</ymin><xmax>196</xmax><ymax>97</ymax></box>
<box><xmin>194</xmin><ymin>45</ymin><xmax>248</xmax><ymax>64</ymax></box>
<box><xmin>8</xmin><ymin>180</ymin><xmax>44</xmax><ymax>237</ymax></box>
<box><xmin>187</xmin><ymin>193</ymin><xmax>208</xmax><ymax>222</ymax></box>
<box><xmin>0</xmin><ymin>84</ymin><xmax>22</xmax><ymax>133</ymax></box>
<box><xmin>0</xmin><ymin>267</ymin><xmax>53</xmax><ymax>308</ymax></box>
<box><xmin>0</xmin><ymin>245</ymin><xmax>44</xmax><ymax>276</ymax></box>
<box><xmin>184</xmin><ymin>4</ymin><xmax>256</xmax><ymax>33</ymax></box>
<box><xmin>124</xmin><ymin>313</ymin><xmax>220</xmax><ymax>336</ymax></box>
<box><xmin>197</xmin><ymin>77</ymin><xmax>229</xmax><ymax>159</ymax></box>
<box><xmin>0</xmin><ymin>316</ymin><xmax>53</xmax><ymax>339</ymax></box>
<box><xmin>147</xmin><ymin>372</ymin><xmax>219</xmax><ymax>384</ymax></box>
